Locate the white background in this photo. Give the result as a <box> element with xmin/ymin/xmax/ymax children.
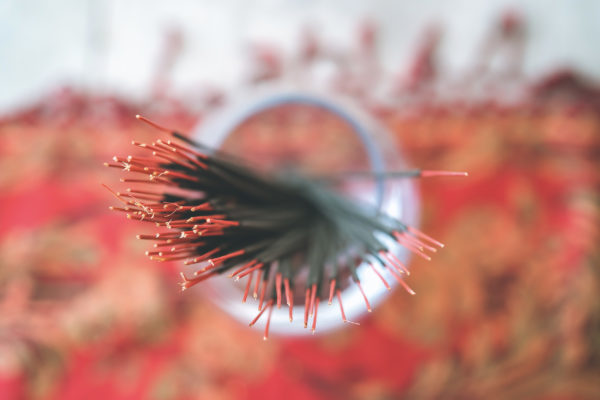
<box><xmin>1</xmin><ymin>0</ymin><xmax>599</xmax><ymax>112</ymax></box>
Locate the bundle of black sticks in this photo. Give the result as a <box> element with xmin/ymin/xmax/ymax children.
<box><xmin>104</xmin><ymin>115</ymin><xmax>466</xmax><ymax>339</ymax></box>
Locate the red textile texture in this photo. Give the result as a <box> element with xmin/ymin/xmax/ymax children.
<box><xmin>0</xmin><ymin>87</ymin><xmax>598</xmax><ymax>400</ymax></box>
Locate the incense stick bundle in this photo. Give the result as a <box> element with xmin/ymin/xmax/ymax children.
<box><xmin>104</xmin><ymin>115</ymin><xmax>464</xmax><ymax>339</ymax></box>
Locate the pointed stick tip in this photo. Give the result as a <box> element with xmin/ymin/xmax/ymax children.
<box><xmin>421</xmin><ymin>170</ymin><xmax>469</xmax><ymax>178</ymax></box>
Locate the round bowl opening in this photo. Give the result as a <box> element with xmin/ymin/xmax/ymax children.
<box><xmin>192</xmin><ymin>90</ymin><xmax>420</xmax><ymax>335</ymax></box>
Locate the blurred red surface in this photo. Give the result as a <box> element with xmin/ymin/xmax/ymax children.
<box><xmin>0</xmin><ymin>74</ymin><xmax>599</xmax><ymax>400</ymax></box>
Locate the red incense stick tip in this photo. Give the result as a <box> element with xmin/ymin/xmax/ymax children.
<box><xmin>356</xmin><ymin>282</ymin><xmax>371</xmax><ymax>312</ymax></box>
<box><xmin>249</xmin><ymin>299</ymin><xmax>272</xmax><ymax>327</ymax></box>
<box><xmin>402</xmin><ymin>233</ymin><xmax>437</xmax><ymax>253</ymax></box>
<box><xmin>242</xmin><ymin>272</ymin><xmax>253</xmax><ymax>303</ymax></box>
<box><xmin>406</xmin><ymin>226</ymin><xmax>445</xmax><ymax>248</ymax></box>
<box><xmin>309</xmin><ymin>284</ymin><xmax>317</xmax><ymax>317</ymax></box>
<box><xmin>336</xmin><ymin>290</ymin><xmax>347</xmax><ymax>323</ymax></box>
<box><xmin>398</xmin><ymin>277</ymin><xmax>417</xmax><ymax>296</ymax></box>
<box><xmin>303</xmin><ymin>288</ymin><xmax>310</xmax><ymax>328</ymax></box>
<box><xmin>384</xmin><ymin>250</ymin><xmax>411</xmax><ymax>275</ymax></box>
<box><xmin>264</xmin><ymin>302</ymin><xmax>274</xmax><ymax>341</ymax></box>
<box><xmin>275</xmin><ymin>274</ymin><xmax>283</xmax><ymax>309</ymax></box>
<box><xmin>253</xmin><ymin>270</ymin><xmax>262</xmax><ymax>299</ymax></box>
<box><xmin>312</xmin><ymin>298</ymin><xmax>320</xmax><ymax>334</ymax></box>
<box><xmin>369</xmin><ymin>262</ymin><xmax>390</xmax><ymax>290</ymax></box>
<box><xmin>284</xmin><ymin>278</ymin><xmax>292</xmax><ymax>307</ymax></box>
<box><xmin>258</xmin><ymin>283</ymin><xmax>267</xmax><ymax>310</ymax></box>
<box><xmin>420</xmin><ymin>170</ymin><xmax>469</xmax><ymax>178</ymax></box>
<box><xmin>136</xmin><ymin>114</ymin><xmax>173</xmax><ymax>134</ymax></box>
<box><xmin>328</xmin><ymin>279</ymin><xmax>336</xmax><ymax>305</ymax></box>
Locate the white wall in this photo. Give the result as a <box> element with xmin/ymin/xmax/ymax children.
<box><xmin>1</xmin><ymin>0</ymin><xmax>599</xmax><ymax>112</ymax></box>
